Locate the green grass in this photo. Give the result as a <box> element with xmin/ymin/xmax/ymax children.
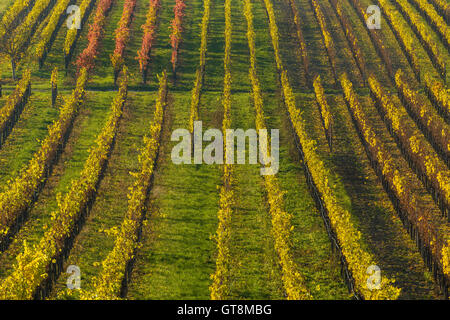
<box><xmin>203</xmin><ymin>0</ymin><xmax>225</xmax><ymax>91</ymax></box>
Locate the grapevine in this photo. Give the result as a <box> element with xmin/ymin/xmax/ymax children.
<box><xmin>368</xmin><ymin>75</ymin><xmax>450</xmax><ymax>218</ymax></box>
<box><xmin>0</xmin><ymin>69</ymin><xmax>86</xmax><ymax>252</ymax></box>
<box><xmin>341</xmin><ymin>74</ymin><xmax>450</xmax><ymax>291</ymax></box>
<box><xmin>64</xmin><ymin>0</ymin><xmax>96</xmax><ymax>68</ymax></box>
<box><xmin>313</xmin><ymin>75</ymin><xmax>333</xmax><ymax>151</ymax></box>
<box><xmin>394</xmin><ymin>70</ymin><xmax>449</xmax><ymax>167</ymax></box>
<box><xmin>169</xmin><ymin>0</ymin><xmax>186</xmax><ymax>74</ymax></box>
<box><xmin>287</xmin><ymin>0</ymin><xmax>310</xmax><ymax>85</ymax></box>
<box><xmin>36</xmin><ymin>0</ymin><xmax>73</xmax><ymax>67</ymax></box>
<box><xmin>137</xmin><ymin>0</ymin><xmax>160</xmax><ymax>83</ymax></box>
<box><xmin>76</xmin><ymin>0</ymin><xmax>114</xmax><ymax>72</ymax></box>
<box><xmin>263</xmin><ymin>0</ymin><xmax>400</xmax><ymax>300</ymax></box>
<box><xmin>84</xmin><ymin>71</ymin><xmax>167</xmax><ymax>299</ymax></box>
<box><xmin>245</xmin><ymin>0</ymin><xmax>311</xmax><ymax>299</ymax></box>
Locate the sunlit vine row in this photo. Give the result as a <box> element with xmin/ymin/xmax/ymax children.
<box><xmin>408</xmin><ymin>0</ymin><xmax>450</xmax><ymax>49</ymax></box>
<box><xmin>390</xmin><ymin>0</ymin><xmax>446</xmax><ymax>80</ymax></box>
<box><xmin>6</xmin><ymin>0</ymin><xmax>55</xmax><ymax>64</ymax></box>
<box><xmin>35</xmin><ymin>0</ymin><xmax>72</xmax><ymax>66</ymax></box>
<box><xmin>429</xmin><ymin>0</ymin><xmax>449</xmax><ymax>15</ymax></box>
<box><xmin>313</xmin><ymin>75</ymin><xmax>333</xmax><ymax>150</ymax></box>
<box><xmin>310</xmin><ymin>0</ymin><xmax>337</xmax><ymax>83</ymax></box>
<box><xmin>376</xmin><ymin>0</ymin><xmax>425</xmax><ymax>81</ymax></box>
<box><xmin>0</xmin><ymin>0</ymin><xmax>34</xmax><ymax>41</ymax></box>
<box><xmin>51</xmin><ymin>67</ymin><xmax>58</xmax><ymax>106</ymax></box>
<box><xmin>328</xmin><ymin>0</ymin><xmax>366</xmax><ymax>80</ymax></box>
<box><xmin>263</xmin><ymin>0</ymin><xmax>400</xmax><ymax>299</ymax></box>
<box><xmin>348</xmin><ymin>0</ymin><xmax>448</xmax><ymax>123</ymax></box>
<box><xmin>423</xmin><ymin>73</ymin><xmax>449</xmax><ymax>123</ymax></box>
<box><xmin>0</xmin><ymin>69</ymin><xmax>86</xmax><ymax>251</ymax></box>
<box><xmin>0</xmin><ymin>69</ymin><xmax>31</xmax><ymax>148</ymax></box>
<box><xmin>0</xmin><ymin>68</ymin><xmax>128</xmax><ymax>300</ymax></box>
<box><xmin>137</xmin><ymin>0</ymin><xmax>160</xmax><ymax>83</ymax></box>
<box><xmin>50</xmin><ymin>67</ymin><xmax>58</xmax><ymax>89</ymax></box>
<box><xmin>428</xmin><ymin>0</ymin><xmax>449</xmax><ymax>24</ymax></box>
<box><xmin>347</xmin><ymin>0</ymin><xmax>394</xmax><ymax>80</ymax></box>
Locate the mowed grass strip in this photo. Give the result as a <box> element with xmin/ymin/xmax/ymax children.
<box><xmin>264</xmin><ymin>93</ymin><xmax>351</xmax><ymax>299</ymax></box>
<box><xmin>126</xmin><ymin>0</ymin><xmax>226</xmax><ymax>300</ymax></box>
<box><xmin>173</xmin><ymin>0</ymin><xmax>204</xmax><ymax>90</ymax></box>
<box><xmin>203</xmin><ymin>0</ymin><xmax>225</xmax><ymax>92</ymax></box>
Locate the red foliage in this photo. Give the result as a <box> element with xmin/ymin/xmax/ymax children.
<box><xmin>76</xmin><ymin>0</ymin><xmax>114</xmax><ymax>72</ymax></box>
<box><xmin>137</xmin><ymin>0</ymin><xmax>160</xmax><ymax>75</ymax></box>
<box><xmin>111</xmin><ymin>0</ymin><xmax>137</xmax><ymax>71</ymax></box>
<box><xmin>170</xmin><ymin>0</ymin><xmax>186</xmax><ymax>71</ymax></box>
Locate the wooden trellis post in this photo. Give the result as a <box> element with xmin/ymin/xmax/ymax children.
<box><xmin>51</xmin><ymin>67</ymin><xmax>58</xmax><ymax>107</ymax></box>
